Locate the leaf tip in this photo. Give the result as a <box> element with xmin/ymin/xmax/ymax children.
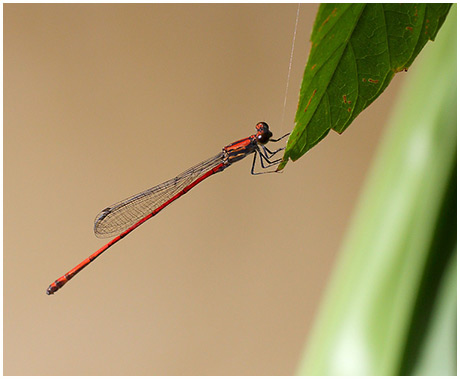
<box><xmin>276</xmin><ymin>156</ymin><xmax>289</xmax><ymax>171</ymax></box>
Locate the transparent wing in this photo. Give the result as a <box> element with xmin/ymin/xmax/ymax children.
<box><xmin>94</xmin><ymin>152</ymin><xmax>224</xmax><ymax>238</ymax></box>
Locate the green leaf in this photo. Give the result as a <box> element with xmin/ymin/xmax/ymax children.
<box><xmin>278</xmin><ymin>3</ymin><xmax>451</xmax><ymax>170</ymax></box>
<box><xmin>296</xmin><ymin>5</ymin><xmax>456</xmax><ymax>375</ymax></box>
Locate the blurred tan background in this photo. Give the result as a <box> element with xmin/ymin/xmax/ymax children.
<box><xmin>4</xmin><ymin>4</ymin><xmax>405</xmax><ymax>375</ymax></box>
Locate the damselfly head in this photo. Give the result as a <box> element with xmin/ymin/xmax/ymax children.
<box><xmin>255</xmin><ymin>122</ymin><xmax>272</xmax><ymax>144</ymax></box>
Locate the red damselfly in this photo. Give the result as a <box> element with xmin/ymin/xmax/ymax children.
<box><xmin>46</xmin><ymin>122</ymin><xmax>289</xmax><ymax>295</ymax></box>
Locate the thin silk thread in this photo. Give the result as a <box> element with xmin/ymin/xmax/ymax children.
<box><xmin>280</xmin><ymin>3</ymin><xmax>300</xmax><ymax>131</ymax></box>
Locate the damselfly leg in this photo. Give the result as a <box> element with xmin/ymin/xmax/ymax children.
<box><xmin>251</xmin><ymin>132</ymin><xmax>290</xmax><ymax>175</ymax></box>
